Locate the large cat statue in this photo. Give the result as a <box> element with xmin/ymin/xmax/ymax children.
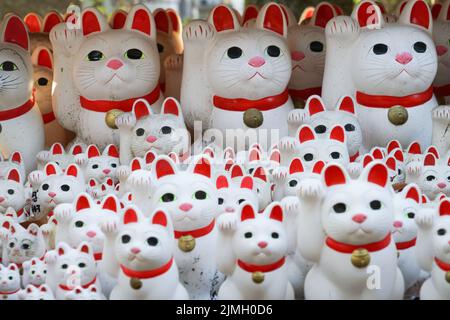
<box><xmin>322</xmin><ymin>0</ymin><xmax>440</xmax><ymax>151</ymax></box>
<box><xmin>181</xmin><ymin>3</ymin><xmax>294</xmax><ymax>150</ymax></box>
<box><xmin>0</xmin><ymin>14</ymin><xmax>45</xmax><ymax>173</ymax></box>
<box><xmin>50</xmin><ymin>5</ymin><xmax>164</xmax><ymax>148</ymax></box>
<box><xmin>23</xmin><ymin>11</ymin><xmax>63</xmax><ymax>52</ymax></box>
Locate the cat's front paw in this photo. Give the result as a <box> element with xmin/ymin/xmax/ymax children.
<box><xmin>298</xmin><ymin>178</ymin><xmax>324</xmax><ymax>199</ymax></box>
<box><xmin>115</xmin><ymin>113</ymin><xmax>136</xmax><ymax>131</ymax></box>
<box><xmin>406</xmin><ymin>161</ymin><xmax>422</xmax><ymax>176</ymax></box>
<box><xmin>74</xmin><ymin>154</ymin><xmax>88</xmax><ymax>167</ymax></box>
<box><xmin>347</xmin><ymin>162</ymin><xmax>362</xmax><ymax>179</ymax></box>
<box><xmin>326</xmin><ymin>16</ymin><xmax>360</xmax><ymax>40</ymax></box>
<box><xmin>183</xmin><ymin>20</ymin><xmax>215</xmax><ymax>42</ymax></box>
<box><xmin>116</xmin><ymin>165</ymin><xmax>131</xmax><ymax>183</ymax></box>
<box><xmin>217</xmin><ymin>213</ymin><xmax>238</xmax><ymax>232</ymax></box>
<box><xmin>432</xmin><ymin>105</ymin><xmax>450</xmax><ymax>120</ymax></box>
<box><xmin>54</xmin><ymin>204</ymin><xmax>74</xmax><ymax>224</ymax></box>
<box><xmin>127</xmin><ymin>171</ymin><xmax>152</xmax><ymax>191</ymax></box>
<box><xmin>101</xmin><ymin>220</ymin><xmax>119</xmax><ymax>237</ymax></box>
<box><xmin>50</xmin><ymin>23</ymin><xmax>83</xmax><ymax>55</ymax></box>
<box><xmin>36</xmin><ymin>151</ymin><xmax>50</xmax><ymax>165</ymax></box>
<box><xmin>415</xmin><ymin>210</ymin><xmax>435</xmax><ymax>230</ymax></box>
<box><xmin>40</xmin><ymin>223</ymin><xmax>55</xmax><ymax>238</ymax></box>
<box><xmin>287</xmin><ymin>109</ymin><xmax>307</xmax><ymax>128</ymax></box>
<box><xmin>164</xmin><ymin>54</ymin><xmax>183</xmax><ymax>70</ymax></box>
<box><xmin>272</xmin><ymin>166</ymin><xmax>289</xmax><ymax>182</ymax></box>
<box><xmin>281</xmin><ymin>196</ymin><xmax>300</xmax><ymax>214</ymax></box>
<box><xmin>29</xmin><ymin>170</ymin><xmax>44</xmax><ymax>188</ymax></box>
<box><xmin>277</xmin><ymin>137</ymin><xmax>299</xmax><ymax>152</ymax></box>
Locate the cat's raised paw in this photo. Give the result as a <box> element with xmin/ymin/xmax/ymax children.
<box><xmin>164</xmin><ymin>54</ymin><xmax>183</xmax><ymax>70</ymax></box>
<box><xmin>326</xmin><ymin>16</ymin><xmax>360</xmax><ymax>39</ymax></box>
<box><xmin>115</xmin><ymin>113</ymin><xmax>137</xmax><ymax>130</ymax></box>
<box><xmin>217</xmin><ymin>213</ymin><xmax>238</xmax><ymax>232</ymax></box>
<box><xmin>183</xmin><ymin>20</ymin><xmax>215</xmax><ymax>42</ymax></box>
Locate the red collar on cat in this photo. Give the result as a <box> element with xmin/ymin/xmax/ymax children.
<box><xmin>42</xmin><ymin>111</ymin><xmax>56</xmax><ymax>124</ymax></box>
<box><xmin>120</xmin><ymin>257</ymin><xmax>174</xmax><ymax>280</ymax></box>
<box><xmin>356</xmin><ymin>87</ymin><xmax>433</xmax><ymax>109</ymax></box>
<box><xmin>174</xmin><ymin>220</ymin><xmax>215</xmax><ymax>239</ymax></box>
<box><xmin>93</xmin><ymin>252</ymin><xmax>102</xmax><ymax>261</ymax></box>
<box><xmin>434</xmin><ymin>84</ymin><xmax>450</xmax><ymax>97</ymax></box>
<box><xmin>58</xmin><ymin>276</ymin><xmax>97</xmax><ymax>291</ymax></box>
<box><xmin>435</xmin><ymin>257</ymin><xmax>450</xmax><ymax>272</ymax></box>
<box><xmin>350</xmin><ymin>152</ymin><xmax>359</xmax><ymax>163</ymax></box>
<box><xmin>326</xmin><ymin>233</ymin><xmax>392</xmax><ymax>253</ymax></box>
<box><xmin>0</xmin><ymin>95</ymin><xmax>35</xmax><ymax>121</ymax></box>
<box><xmin>395</xmin><ymin>238</ymin><xmax>416</xmax><ymax>250</ymax></box>
<box><xmin>237</xmin><ymin>257</ymin><xmax>286</xmax><ymax>273</ymax></box>
<box><xmin>80</xmin><ymin>85</ymin><xmax>161</xmax><ymax>113</ymax></box>
<box><xmin>288</xmin><ymin>87</ymin><xmax>322</xmax><ymax>101</ymax></box>
<box><xmin>213</xmin><ymin>89</ymin><xmax>289</xmax><ymax>112</ymax></box>
<box><xmin>0</xmin><ymin>288</ymin><xmax>19</xmax><ymax>295</ymax></box>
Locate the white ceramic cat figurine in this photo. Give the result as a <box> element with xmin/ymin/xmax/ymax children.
<box><xmin>150</xmin><ymin>155</ymin><xmax>223</xmax><ymax>299</ymax></box>
<box><xmin>216</xmin><ymin>174</ymin><xmax>259</xmax><ymax>216</ymax></box>
<box><xmin>0</xmin><ymin>168</ymin><xmax>28</xmax><ymax>223</ymax></box>
<box><xmin>36</xmin><ymin>143</ymin><xmax>84</xmax><ymax>171</ymax></box>
<box><xmin>322</xmin><ymin>0</ymin><xmax>439</xmax><ymax>150</ymax></box>
<box><xmin>0</xmin><ymin>264</ymin><xmax>21</xmax><ymax>300</ymax></box>
<box><xmin>76</xmin><ymin>144</ymin><xmax>120</xmax><ymax>183</ymax></box>
<box><xmin>22</xmin><ymin>257</ymin><xmax>48</xmax><ymax>288</ymax></box>
<box><xmin>0</xmin><ymin>152</ymin><xmax>25</xmax><ymax>181</ymax></box>
<box><xmin>299</xmin><ymin>162</ymin><xmax>404</xmax><ymax>299</ymax></box>
<box><xmin>181</xmin><ymin>3</ymin><xmax>294</xmax><ymax>150</ymax></box>
<box><xmin>216</xmin><ymin>202</ymin><xmax>294</xmax><ymax>300</ymax></box>
<box><xmin>50</xmin><ymin>5</ymin><xmax>163</xmax><ymax>148</ymax></box>
<box><xmin>415</xmin><ymin>198</ymin><xmax>450</xmax><ymax>299</ymax></box>
<box><xmin>64</xmin><ymin>284</ymin><xmax>105</xmax><ymax>300</ymax></box>
<box><xmin>101</xmin><ymin>206</ymin><xmax>188</xmax><ymax>300</ymax></box>
<box><xmin>19</xmin><ymin>284</ymin><xmax>55</xmax><ymax>300</ymax></box>
<box><xmin>0</xmin><ymin>14</ymin><xmax>45</xmax><ymax>173</ymax></box>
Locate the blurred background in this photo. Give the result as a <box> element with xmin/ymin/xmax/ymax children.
<box><xmin>0</xmin><ymin>0</ymin><xmax>436</xmax><ymax>23</ymax></box>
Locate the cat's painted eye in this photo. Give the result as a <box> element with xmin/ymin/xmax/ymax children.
<box><xmin>407</xmin><ymin>212</ymin><xmax>415</xmax><ymax>219</ymax></box>
<box><xmin>37</xmin><ymin>77</ymin><xmax>49</xmax><ymax>86</ymax></box>
<box><xmin>0</xmin><ymin>61</ymin><xmax>18</xmax><ymax>71</ymax></box>
<box><xmin>121</xmin><ymin>234</ymin><xmax>131</xmax><ymax>243</ymax></box>
<box><xmin>398</xmin><ymin>169</ymin><xmax>402</xmax><ymax>175</ymax></box>
<box><xmin>157</xmin><ymin>44</ymin><xmax>164</xmax><ymax>54</ymax></box>
<box><xmin>75</xmin><ymin>221</ymin><xmax>84</xmax><ymax>228</ymax></box>
<box><xmin>426</xmin><ymin>175</ymin><xmax>436</xmax><ymax>181</ymax></box>
<box><xmin>437</xmin><ymin>228</ymin><xmax>446</xmax><ymax>236</ymax></box>
<box><xmin>330</xmin><ymin>152</ymin><xmax>341</xmax><ymax>159</ymax></box>
<box><xmin>21</xmin><ymin>243</ymin><xmax>30</xmax><ymax>250</ymax></box>
<box><xmin>266</xmin><ymin>45</ymin><xmax>281</xmax><ymax>57</ymax></box>
<box><xmin>160</xmin><ymin>193</ymin><xmax>175</xmax><ymax>202</ymax></box>
<box><xmin>289</xmin><ymin>179</ymin><xmax>298</xmax><ymax>187</ymax></box>
<box><xmin>8</xmin><ymin>276</ymin><xmax>13</xmax><ymax>280</ymax></box>
<box><xmin>7</xmin><ymin>189</ymin><xmax>14</xmax><ymax>195</ymax></box>
<box><xmin>372</xmin><ymin>43</ymin><xmax>388</xmax><ymax>55</ymax></box>
<box><xmin>244</xmin><ymin>232</ymin><xmax>252</xmax><ymax>238</ymax></box>
<box><xmin>147</xmin><ymin>237</ymin><xmax>158</xmax><ymax>246</ymax></box>
<box><xmin>160</xmin><ymin>126</ymin><xmax>172</xmax><ymax>134</ymax></box>
<box><xmin>227</xmin><ymin>46</ymin><xmax>243</xmax><ymax>59</ymax></box>
<box><xmin>271</xmin><ymin>232</ymin><xmax>279</xmax><ymax>239</ymax></box>
<box><xmin>111</xmin><ymin>163</ymin><xmax>117</xmax><ymax>168</ymax></box>
<box><xmin>61</xmin><ymin>184</ymin><xmax>70</xmax><ymax>192</ymax></box>
<box><xmin>125</xmin><ymin>48</ymin><xmax>144</xmax><ymax>59</ymax></box>
<box><xmin>31</xmin><ymin>270</ymin><xmax>35</xmax><ymax>275</ymax></box>
<box><xmin>61</xmin><ymin>264</ymin><xmax>68</xmax><ymax>269</ymax></box>
<box><xmin>135</xmin><ymin>128</ymin><xmax>145</xmax><ymax>136</ymax></box>
<box><xmin>248</xmin><ymin>168</ymin><xmax>255</xmax><ymax>174</ymax></box>
<box><xmin>413</xmin><ymin>41</ymin><xmax>427</xmax><ymax>53</ymax></box>
<box><xmin>92</xmin><ymin>164</ymin><xmax>99</xmax><ymax>169</ymax></box>
<box><xmin>218</xmin><ymin>198</ymin><xmax>224</xmax><ymax>205</ymax></box>
<box><xmin>303</xmin><ymin>153</ymin><xmax>314</xmax><ymax>162</ymax></box>
<box><xmin>370</xmin><ymin>200</ymin><xmax>382</xmax><ymax>210</ymax></box>
<box><xmin>309</xmin><ymin>41</ymin><xmax>323</xmax><ymax>53</ymax></box>
<box><xmin>238</xmin><ymin>199</ymin><xmax>245</xmax><ymax>204</ymax></box>
<box><xmin>43</xmin><ymin>270</ymin><xmax>47</xmax><ymax>274</ymax></box>
<box><xmin>344</xmin><ymin>123</ymin><xmax>355</xmax><ymax>132</ymax></box>
<box><xmin>333</xmin><ymin>203</ymin><xmax>346</xmax><ymax>213</ymax></box>
<box><xmin>86</xmin><ymin>50</ymin><xmax>105</xmax><ymax>61</ymax></box>
<box><xmin>9</xmin><ymin>242</ymin><xmax>14</xmax><ymax>248</ymax></box>
<box><xmin>194</xmin><ymin>190</ymin><xmax>207</xmax><ymax>200</ymax></box>
<box><xmin>314</xmin><ymin>125</ymin><xmax>326</xmax><ymax>134</ymax></box>
<box><xmin>78</xmin><ymin>263</ymin><xmax>86</xmax><ymax>268</ymax></box>
<box><xmin>42</xmin><ymin>184</ymin><xmax>49</xmax><ymax>191</ymax></box>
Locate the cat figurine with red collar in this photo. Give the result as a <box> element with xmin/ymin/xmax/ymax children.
<box><xmin>299</xmin><ymin>162</ymin><xmax>404</xmax><ymax>299</ymax></box>
<box><xmin>115</xmin><ymin>97</ymin><xmax>189</xmax><ymax>165</ymax></box>
<box><xmin>150</xmin><ymin>155</ymin><xmax>223</xmax><ymax>300</ymax></box>
<box><xmin>0</xmin><ymin>263</ymin><xmax>21</xmax><ymax>300</ymax></box>
<box><xmin>0</xmin><ymin>152</ymin><xmax>25</xmax><ymax>182</ymax></box>
<box><xmin>0</xmin><ymin>14</ymin><xmax>45</xmax><ymax>173</ymax></box>
<box><xmin>287</xmin><ymin>2</ymin><xmax>338</xmax><ymax>108</ymax></box>
<box><xmin>0</xmin><ymin>168</ymin><xmax>28</xmax><ymax>223</ymax></box>
<box><xmin>415</xmin><ymin>198</ymin><xmax>450</xmax><ymax>299</ymax></box>
<box><xmin>50</xmin><ymin>5</ymin><xmax>163</xmax><ymax>148</ymax></box>
<box><xmin>216</xmin><ymin>202</ymin><xmax>294</xmax><ymax>300</ymax></box>
<box><xmin>22</xmin><ymin>257</ymin><xmax>48</xmax><ymax>288</ymax></box>
<box><xmin>76</xmin><ymin>144</ymin><xmax>120</xmax><ymax>183</ymax></box>
<box><xmin>181</xmin><ymin>3</ymin><xmax>294</xmax><ymax>150</ymax></box>
<box><xmin>36</xmin><ymin>143</ymin><xmax>84</xmax><ymax>171</ymax></box>
<box><xmin>101</xmin><ymin>206</ymin><xmax>188</xmax><ymax>300</ymax></box>
<box><xmin>322</xmin><ymin>0</ymin><xmax>439</xmax><ymax>151</ymax></box>
<box><xmin>31</xmin><ymin>46</ymin><xmax>68</xmax><ymax>147</ymax></box>
<box><xmin>44</xmin><ymin>241</ymin><xmax>103</xmax><ymax>300</ymax></box>
<box><xmin>216</xmin><ymin>175</ymin><xmax>259</xmax><ymax>217</ymax></box>
<box><xmin>23</xmin><ymin>11</ymin><xmax>63</xmax><ymax>52</ymax></box>
<box><xmin>19</xmin><ymin>284</ymin><xmax>54</xmax><ymax>300</ymax></box>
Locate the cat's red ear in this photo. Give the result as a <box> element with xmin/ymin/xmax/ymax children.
<box><xmin>241</xmin><ymin>176</ymin><xmax>254</xmax><ymax>190</ymax></box>
<box><xmin>89</xmin><ymin>179</ymin><xmax>97</xmax><ymax>187</ymax></box>
<box><xmin>43</xmin><ymin>11</ymin><xmax>63</xmax><ymax>32</ymax></box>
<box><xmin>306</xmin><ymin>96</ymin><xmax>326</xmax><ymax>116</ymax></box>
<box><xmin>105</xmin><ymin>145</ymin><xmax>119</xmax><ymax>158</ymax></box>
<box><xmin>256</xmin><ymin>3</ymin><xmax>287</xmax><ymax>37</ymax></box>
<box><xmin>398</xmin><ymin>0</ymin><xmax>432</xmax><ymax>33</ymax></box>
<box><xmin>387</xmin><ymin>140</ymin><xmax>401</xmax><ymax>154</ymax></box>
<box><xmin>363</xmin><ymin>154</ymin><xmax>374</xmax><ymax>168</ymax></box>
<box><xmin>337</xmin><ymin>96</ymin><xmax>355</xmax><ymax>114</ymax></box>
<box><xmin>270</xmin><ymin>149</ymin><xmax>281</xmax><ymax>164</ymax></box>
<box><xmin>333</xmin><ymin>4</ymin><xmax>344</xmax><ymax>15</ymax></box>
<box><xmin>243</xmin><ymin>5</ymin><xmax>259</xmax><ymax>25</ymax></box>
<box><xmin>268</xmin><ymin>204</ymin><xmax>283</xmax><ymax>222</ymax></box>
<box><xmin>311</xmin><ymin>2</ymin><xmax>336</xmax><ymax>28</ymax></box>
<box><xmin>102</xmin><ymin>196</ymin><xmax>118</xmax><ymax>213</ymax></box>
<box><xmin>76</xmin><ymin>194</ymin><xmax>91</xmax><ymax>212</ymax></box>
<box><xmin>248</xmin><ymin>148</ymin><xmax>261</xmax><ymax>162</ymax></box>
<box><xmin>312</xmin><ymin>160</ymin><xmax>326</xmax><ymax>174</ymax></box>
<box><xmin>81</xmin><ymin>8</ymin><xmax>107</xmax><ymax>36</ymax></box>
<box><xmin>1</xmin><ymin>15</ymin><xmax>30</xmax><ymax>51</ymax></box>
<box><xmin>224</xmin><ymin>159</ymin><xmax>234</xmax><ymax>171</ymax></box>
<box><xmin>252</xmin><ymin>166</ymin><xmax>267</xmax><ymax>182</ymax></box>
<box><xmin>209</xmin><ymin>4</ymin><xmax>240</xmax><ymax>32</ymax></box>
<box><xmin>131</xmin><ymin>158</ymin><xmax>142</xmax><ymax>171</ymax></box>
<box><xmin>7</xmin><ymin>169</ymin><xmax>21</xmax><ymax>183</ymax></box>
<box><xmin>298</xmin><ymin>125</ymin><xmax>316</xmax><ymax>143</ymax></box>
<box><xmin>407</xmin><ymin>141</ymin><xmax>422</xmax><ymax>154</ymax></box>
<box><xmin>365</xmin><ymin>162</ymin><xmax>389</xmax><ymax>188</ymax></box>
<box><xmin>87</xmin><ymin>145</ymin><xmax>100</xmax><ymax>159</ymax></box>
<box><xmin>439</xmin><ymin>199</ymin><xmax>450</xmax><ymax>216</ymax></box>
<box><xmin>392</xmin><ymin>149</ymin><xmax>404</xmax><ymax>162</ymax></box>
<box><xmin>40</xmin><ymin>286</ymin><xmax>48</xmax><ymax>293</ymax></box>
<box><xmin>24</xmin><ymin>13</ymin><xmax>42</xmax><ymax>33</ymax></box>
<box><xmin>423</xmin><ymin>153</ymin><xmax>436</xmax><ymax>166</ymax></box>
<box><xmin>240</xmin><ymin>204</ymin><xmax>256</xmax><ymax>221</ymax></box>
<box><xmin>193</xmin><ymin>156</ymin><xmax>211</xmax><ymax>178</ymax></box>
<box><xmin>385</xmin><ymin>156</ymin><xmax>396</xmax><ymax>171</ymax></box>
<box><xmin>216</xmin><ymin>175</ymin><xmax>229</xmax><ymax>189</ymax></box>
<box><xmin>57</xmin><ymin>245</ymin><xmax>66</xmax><ymax>256</ymax></box>
<box><xmin>8</xmin><ymin>264</ymin><xmax>17</xmax><ymax>271</ymax></box>
<box><xmin>123</xmin><ymin>208</ymin><xmax>139</xmax><ymax>224</ymax></box>
<box><xmin>79</xmin><ymin>243</ymin><xmax>91</xmax><ymax>255</ymax></box>
<box><xmin>66</xmin><ymin>164</ymin><xmax>79</xmax><ymax>178</ymax></box>
<box><xmin>431</xmin><ymin>3</ymin><xmax>442</xmax><ymax>19</ymax></box>
<box><xmin>154</xmin><ymin>9</ymin><xmax>172</xmax><ymax>35</ymax></box>
<box><xmin>45</xmin><ymin>163</ymin><xmax>57</xmax><ymax>176</ymax></box>
<box><xmin>353</xmin><ymin>0</ymin><xmax>384</xmax><ymax>29</ymax></box>
<box><xmin>10</xmin><ymin>152</ymin><xmax>22</xmax><ymax>164</ymax></box>
<box><xmin>152</xmin><ymin>210</ymin><xmax>168</xmax><ymax>227</ymax></box>
<box><xmin>329</xmin><ymin>126</ymin><xmax>345</xmax><ymax>143</ymax></box>
<box><xmin>166</xmin><ymin>9</ymin><xmax>181</xmax><ymax>33</ymax></box>
<box><xmin>404</xmin><ymin>184</ymin><xmax>421</xmax><ymax>204</ymax></box>
<box><xmin>231</xmin><ymin>164</ymin><xmax>244</xmax><ymax>178</ymax></box>
<box><xmin>289</xmin><ymin>158</ymin><xmax>304</xmax><ymax>174</ymax></box>
<box><xmin>132</xmin><ymin>99</ymin><xmax>152</xmax><ymax>120</ymax></box>
<box><xmin>110</xmin><ymin>9</ymin><xmax>127</xmax><ymax>29</ymax></box>
<box><xmin>426</xmin><ymin>146</ymin><xmax>439</xmax><ymax>159</ymax></box>
<box><xmin>125</xmin><ymin>5</ymin><xmax>155</xmax><ymax>39</ymax></box>
<box><xmin>50</xmin><ymin>143</ymin><xmax>64</xmax><ymax>155</ymax></box>
<box><xmin>162</xmin><ymin>98</ymin><xmax>181</xmax><ymax>117</ymax></box>
<box><xmin>71</xmin><ymin>145</ymin><xmax>83</xmax><ymax>156</ymax></box>
<box><xmin>371</xmin><ymin>147</ymin><xmax>384</xmax><ymax>160</ymax></box>
<box><xmin>154</xmin><ymin>156</ymin><xmax>176</xmax><ymax>179</ymax></box>
<box><xmin>324</xmin><ymin>163</ymin><xmax>347</xmax><ymax>187</ymax></box>
<box><xmin>145</xmin><ymin>151</ymin><xmax>156</xmax><ymax>165</ymax></box>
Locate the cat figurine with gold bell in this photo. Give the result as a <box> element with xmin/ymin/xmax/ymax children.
<box><xmin>216</xmin><ymin>202</ymin><xmax>294</xmax><ymax>300</ymax></box>
<box><xmin>299</xmin><ymin>162</ymin><xmax>404</xmax><ymax>299</ymax></box>
<box><xmin>415</xmin><ymin>198</ymin><xmax>450</xmax><ymax>299</ymax></box>
<box><xmin>100</xmin><ymin>206</ymin><xmax>188</xmax><ymax>300</ymax></box>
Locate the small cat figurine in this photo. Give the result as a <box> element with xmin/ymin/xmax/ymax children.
<box><xmin>0</xmin><ymin>263</ymin><xmax>21</xmax><ymax>300</ymax></box>
<box><xmin>23</xmin><ymin>11</ymin><xmax>63</xmax><ymax>52</ymax></box>
<box><xmin>0</xmin><ymin>14</ymin><xmax>45</xmax><ymax>173</ymax></box>
<box><xmin>36</xmin><ymin>143</ymin><xmax>84</xmax><ymax>171</ymax></box>
<box><xmin>0</xmin><ymin>168</ymin><xmax>28</xmax><ymax>223</ymax></box>
<box><xmin>216</xmin><ymin>202</ymin><xmax>294</xmax><ymax>300</ymax></box>
<box><xmin>415</xmin><ymin>198</ymin><xmax>450</xmax><ymax>299</ymax></box>
<box><xmin>0</xmin><ymin>152</ymin><xmax>25</xmax><ymax>182</ymax></box>
<box><xmin>216</xmin><ymin>174</ymin><xmax>259</xmax><ymax>216</ymax></box>
<box><xmin>101</xmin><ymin>206</ymin><xmax>188</xmax><ymax>300</ymax></box>
<box><xmin>22</xmin><ymin>257</ymin><xmax>48</xmax><ymax>288</ymax></box>
<box><xmin>76</xmin><ymin>144</ymin><xmax>120</xmax><ymax>183</ymax></box>
<box><xmin>19</xmin><ymin>284</ymin><xmax>55</xmax><ymax>300</ymax></box>
<box><xmin>50</xmin><ymin>5</ymin><xmax>164</xmax><ymax>148</ymax></box>
<box><xmin>64</xmin><ymin>284</ymin><xmax>105</xmax><ymax>300</ymax></box>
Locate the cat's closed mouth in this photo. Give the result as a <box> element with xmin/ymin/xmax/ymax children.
<box><xmin>248</xmin><ymin>72</ymin><xmax>267</xmax><ymax>80</ymax></box>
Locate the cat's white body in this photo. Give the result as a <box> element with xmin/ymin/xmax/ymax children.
<box><xmin>0</xmin><ymin>264</ymin><xmax>21</xmax><ymax>300</ymax></box>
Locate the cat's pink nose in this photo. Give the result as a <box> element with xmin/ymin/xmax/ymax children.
<box><xmin>131</xmin><ymin>247</ymin><xmax>140</xmax><ymax>254</ymax></box>
<box><xmin>258</xmin><ymin>241</ymin><xmax>268</xmax><ymax>248</ymax></box>
<box><xmin>291</xmin><ymin>51</ymin><xmax>305</xmax><ymax>61</ymax></box>
<box><xmin>352</xmin><ymin>214</ymin><xmax>367</xmax><ymax>224</ymax></box>
<box><xmin>86</xmin><ymin>231</ymin><xmax>96</xmax><ymax>238</ymax></box>
<box><xmin>395</xmin><ymin>52</ymin><xmax>413</xmax><ymax>65</ymax></box>
<box><xmin>225</xmin><ymin>207</ymin><xmax>235</xmax><ymax>213</ymax></box>
<box><xmin>393</xmin><ymin>221</ymin><xmax>403</xmax><ymax>228</ymax></box>
<box><xmin>103</xmin><ymin>169</ymin><xmax>111</xmax><ymax>174</ymax></box>
<box><xmin>146</xmin><ymin>135</ymin><xmax>157</xmax><ymax>143</ymax></box>
<box><xmin>437</xmin><ymin>182</ymin><xmax>447</xmax><ymax>189</ymax></box>
<box><xmin>48</xmin><ymin>192</ymin><xmax>56</xmax><ymax>198</ymax></box>
<box><xmin>0</xmin><ymin>197</ymin><xmax>4</xmax><ymax>203</ymax></box>
<box><xmin>248</xmin><ymin>56</ymin><xmax>266</xmax><ymax>68</ymax></box>
<box><xmin>179</xmin><ymin>203</ymin><xmax>193</xmax><ymax>212</ymax></box>
<box><xmin>106</xmin><ymin>59</ymin><xmax>124</xmax><ymax>70</ymax></box>
<box><xmin>436</xmin><ymin>45</ymin><xmax>448</xmax><ymax>56</ymax></box>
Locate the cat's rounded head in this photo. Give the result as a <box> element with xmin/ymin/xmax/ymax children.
<box><xmin>0</xmin><ymin>263</ymin><xmax>20</xmax><ymax>292</ymax></box>
<box><xmin>392</xmin><ymin>184</ymin><xmax>421</xmax><ymax>243</ymax></box>
<box><xmin>431</xmin><ymin>199</ymin><xmax>450</xmax><ymax>262</ymax></box>
<box><xmin>5</xmin><ymin>223</ymin><xmax>44</xmax><ymax>264</ymax></box>
<box><xmin>23</xmin><ymin>257</ymin><xmax>47</xmax><ymax>286</ymax></box>
<box><xmin>84</xmin><ymin>144</ymin><xmax>119</xmax><ymax>182</ymax></box>
<box><xmin>31</xmin><ymin>46</ymin><xmax>53</xmax><ymax>113</ymax></box>
<box><xmin>216</xmin><ymin>174</ymin><xmax>259</xmax><ymax>215</ymax></box>
<box><xmin>0</xmin><ymin>168</ymin><xmax>26</xmax><ymax>213</ymax></box>
<box><xmin>282</xmin><ymin>158</ymin><xmax>324</xmax><ymax>197</ymax></box>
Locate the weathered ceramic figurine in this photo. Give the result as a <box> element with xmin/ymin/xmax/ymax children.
<box><xmin>50</xmin><ymin>5</ymin><xmax>164</xmax><ymax>148</ymax></box>
<box><xmin>24</xmin><ymin>11</ymin><xmax>63</xmax><ymax>52</ymax></box>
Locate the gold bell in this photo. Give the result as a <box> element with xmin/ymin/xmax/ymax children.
<box><xmin>387</xmin><ymin>106</ymin><xmax>408</xmax><ymax>126</ymax></box>
<box><xmin>105</xmin><ymin>109</ymin><xmax>124</xmax><ymax>129</ymax></box>
<box><xmin>178</xmin><ymin>235</ymin><xmax>196</xmax><ymax>252</ymax></box>
<box><xmin>243</xmin><ymin>108</ymin><xmax>264</xmax><ymax>128</ymax></box>
<box><xmin>252</xmin><ymin>271</ymin><xmax>265</xmax><ymax>284</ymax></box>
<box><xmin>351</xmin><ymin>248</ymin><xmax>371</xmax><ymax>268</ymax></box>
<box><xmin>130</xmin><ymin>277</ymin><xmax>142</xmax><ymax>290</ymax></box>
<box><xmin>446</xmin><ymin>271</ymin><xmax>450</xmax><ymax>283</ymax></box>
